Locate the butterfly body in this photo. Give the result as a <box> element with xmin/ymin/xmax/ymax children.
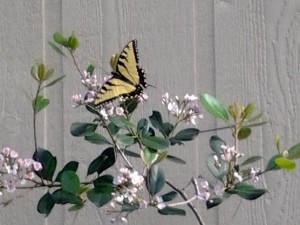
<box><xmin>94</xmin><ymin>40</ymin><xmax>147</xmax><ymax>106</ymax></box>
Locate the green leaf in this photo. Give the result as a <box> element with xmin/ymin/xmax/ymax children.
<box><xmin>158</xmin><ymin>207</ymin><xmax>186</xmax><ymax>216</ymax></box>
<box><xmin>52</xmin><ymin>189</ymin><xmax>82</xmax><ymax>205</ymax></box>
<box><xmin>209</xmin><ymin>135</ymin><xmax>226</xmax><ymax>154</ymax></box>
<box><xmin>86</xmin><ymin>64</ymin><xmax>95</xmax><ymax>75</ymax></box>
<box><xmin>166</xmin><ymin>155</ymin><xmax>186</xmax><ymax>164</ymax></box>
<box><xmin>161</xmin><ymin>191</ymin><xmax>178</xmax><ymax>202</ymax></box>
<box><xmin>37</xmin><ymin>192</ymin><xmax>55</xmax><ymax>216</ymax></box>
<box><xmin>266</xmin><ymin>154</ymin><xmax>281</xmax><ymax>171</ymax></box>
<box><xmin>227</xmin><ymin>183</ymin><xmax>267</xmax><ymax>200</ymax></box>
<box><xmin>107</xmin><ymin>122</ymin><xmax>120</xmax><ymax>135</ymax></box>
<box><xmin>141</xmin><ymin>148</ymin><xmax>158</xmax><ymax>168</ymax></box>
<box><xmin>288</xmin><ymin>143</ymin><xmax>300</xmax><ymax>159</ymax></box>
<box><xmin>137</xmin><ymin>118</ymin><xmax>149</xmax><ymax>136</ymax></box>
<box><xmin>241</xmin><ymin>156</ymin><xmax>262</xmax><ymax>167</ymax></box>
<box><xmin>141</xmin><ymin>148</ymin><xmax>168</xmax><ymax>168</ymax></box>
<box><xmin>242</xmin><ymin>103</ymin><xmax>255</xmax><ymax>120</ymax></box>
<box><xmin>48</xmin><ymin>40</ymin><xmax>66</xmax><ymax>56</ymax></box>
<box><xmin>121</xmin><ymin>98</ymin><xmax>139</xmax><ymax>114</ymax></box>
<box><xmin>33</xmin><ymin>148</ymin><xmax>57</xmax><ymax>181</ymax></box>
<box><xmin>87</xmin><ymin>147</ymin><xmax>116</xmax><ymax>176</ymax></box>
<box><xmin>116</xmin><ymin>134</ymin><xmax>135</xmax><ymax>145</ymax></box>
<box><xmin>206</xmin><ymin>154</ymin><xmax>226</xmax><ymax>182</ymax></box>
<box><xmin>109</xmin><ymin>115</ymin><xmax>134</xmax><ymax>128</ymax></box>
<box><xmin>275</xmin><ymin>158</ymin><xmax>296</xmax><ymax>171</ymax></box>
<box><xmin>84</xmin><ymin>132</ymin><xmax>111</xmax><ymax>145</ymax></box>
<box><xmin>53</xmin><ymin>32</ymin><xmax>68</xmax><ymax>47</ymax></box>
<box><xmin>141</xmin><ymin>136</ymin><xmax>169</xmax><ymax>150</ymax></box>
<box><xmin>55</xmin><ymin>161</ymin><xmax>79</xmax><ymax>182</ymax></box>
<box><xmin>147</xmin><ymin>164</ymin><xmax>165</xmax><ymax>195</ymax></box>
<box><xmin>43</xmin><ymin>75</ymin><xmax>65</xmax><ymax>89</ymax></box>
<box><xmin>87</xmin><ymin>186</ymin><xmax>114</xmax><ymax>207</ymax></box>
<box><xmin>162</xmin><ymin>122</ymin><xmax>174</xmax><ymax>137</ymax></box>
<box><xmin>70</xmin><ymin>122</ymin><xmax>98</xmax><ymax>137</ymax></box>
<box><xmin>33</xmin><ymin>96</ymin><xmax>50</xmax><ymax>113</ymax></box>
<box><xmin>68</xmin><ymin>202</ymin><xmax>85</xmax><ymax>211</ymax></box>
<box><xmin>149</xmin><ymin>111</ymin><xmax>166</xmax><ymax>135</ymax></box>
<box><xmin>61</xmin><ymin>171</ymin><xmax>80</xmax><ymax>194</ymax></box>
<box><xmin>93</xmin><ymin>175</ymin><xmax>114</xmax><ymax>188</ymax></box>
<box><xmin>200</xmin><ymin>93</ymin><xmax>229</xmax><ymax>121</ymax></box>
<box><xmin>170</xmin><ymin>128</ymin><xmax>200</xmax><ymax>145</ymax></box>
<box><xmin>68</xmin><ymin>33</ymin><xmax>79</xmax><ymax>50</ymax></box>
<box><xmin>206</xmin><ymin>197</ymin><xmax>222</xmax><ymax>209</ymax></box>
<box><xmin>237</xmin><ymin>127</ymin><xmax>251</xmax><ymax>140</ymax></box>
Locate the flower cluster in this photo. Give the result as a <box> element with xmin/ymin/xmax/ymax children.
<box><xmin>213</xmin><ymin>145</ymin><xmax>261</xmax><ymax>183</ymax></box>
<box><xmin>72</xmin><ymin>71</ymin><xmax>104</xmax><ymax>107</ymax></box>
<box><xmin>0</xmin><ymin>147</ymin><xmax>42</xmax><ymax>194</ymax></box>
<box><xmin>106</xmin><ymin>168</ymin><xmax>146</xmax><ymax>223</ymax></box>
<box><xmin>99</xmin><ymin>103</ymin><xmax>125</xmax><ymax>120</ymax></box>
<box><xmin>112</xmin><ymin>167</ymin><xmax>145</xmax><ymax>206</ymax></box>
<box><xmin>162</xmin><ymin>93</ymin><xmax>203</xmax><ymax>124</ymax></box>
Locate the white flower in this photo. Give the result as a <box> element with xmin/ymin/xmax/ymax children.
<box><xmin>120</xmin><ymin>217</ymin><xmax>128</xmax><ymax>223</ymax></box>
<box><xmin>197</xmin><ymin>191</ymin><xmax>210</xmax><ymax>201</ymax></box>
<box><xmin>2</xmin><ymin>147</ymin><xmax>10</xmax><ymax>156</ymax></box>
<box><xmin>167</xmin><ymin>101</ymin><xmax>179</xmax><ymax>115</ymax></box>
<box><xmin>214</xmin><ymin>182</ymin><xmax>224</xmax><ymax>196</ymax></box>
<box><xmin>72</xmin><ymin>94</ymin><xmax>84</xmax><ymax>107</ymax></box>
<box><xmin>115</xmin><ymin>107</ymin><xmax>124</xmax><ymax>116</ymax></box>
<box><xmin>234</xmin><ymin>172</ymin><xmax>243</xmax><ymax>182</ymax></box>
<box><xmin>33</xmin><ymin>162</ymin><xmax>42</xmax><ymax>171</ymax></box>
<box><xmin>250</xmin><ymin>167</ymin><xmax>260</xmax><ymax>182</ymax></box>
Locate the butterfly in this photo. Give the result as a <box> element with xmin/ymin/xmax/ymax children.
<box><xmin>94</xmin><ymin>40</ymin><xmax>147</xmax><ymax>106</ymax></box>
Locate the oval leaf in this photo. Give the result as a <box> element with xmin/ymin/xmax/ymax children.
<box><xmin>53</xmin><ymin>32</ymin><xmax>68</xmax><ymax>47</ymax></box>
<box><xmin>37</xmin><ymin>192</ymin><xmax>55</xmax><ymax>216</ymax></box>
<box><xmin>147</xmin><ymin>164</ymin><xmax>165</xmax><ymax>195</ymax></box>
<box><xmin>33</xmin><ymin>148</ymin><xmax>57</xmax><ymax>181</ymax></box>
<box><xmin>55</xmin><ymin>161</ymin><xmax>79</xmax><ymax>182</ymax></box>
<box><xmin>33</xmin><ymin>96</ymin><xmax>50</xmax><ymax>113</ymax></box>
<box><xmin>237</xmin><ymin>127</ymin><xmax>251</xmax><ymax>140</ymax></box>
<box><xmin>84</xmin><ymin>132</ymin><xmax>111</xmax><ymax>145</ymax></box>
<box><xmin>87</xmin><ymin>147</ymin><xmax>116</xmax><ymax>176</ymax></box>
<box><xmin>200</xmin><ymin>93</ymin><xmax>229</xmax><ymax>121</ymax></box>
<box><xmin>241</xmin><ymin>156</ymin><xmax>262</xmax><ymax>167</ymax></box>
<box><xmin>87</xmin><ymin>186</ymin><xmax>114</xmax><ymax>207</ymax></box>
<box><xmin>70</xmin><ymin>123</ymin><xmax>98</xmax><ymax>137</ymax></box>
<box><xmin>158</xmin><ymin>207</ymin><xmax>186</xmax><ymax>216</ymax></box>
<box><xmin>170</xmin><ymin>128</ymin><xmax>200</xmax><ymax>145</ymax></box>
<box><xmin>227</xmin><ymin>183</ymin><xmax>267</xmax><ymax>200</ymax></box>
<box><xmin>61</xmin><ymin>171</ymin><xmax>80</xmax><ymax>194</ymax></box>
<box><xmin>161</xmin><ymin>191</ymin><xmax>178</xmax><ymax>202</ymax></box>
<box><xmin>206</xmin><ymin>197</ymin><xmax>222</xmax><ymax>209</ymax></box>
<box><xmin>288</xmin><ymin>143</ymin><xmax>300</xmax><ymax>159</ymax></box>
<box><xmin>209</xmin><ymin>135</ymin><xmax>226</xmax><ymax>154</ymax></box>
<box><xmin>275</xmin><ymin>158</ymin><xmax>296</xmax><ymax>171</ymax></box>
<box><xmin>52</xmin><ymin>189</ymin><xmax>82</xmax><ymax>205</ymax></box>
<box><xmin>141</xmin><ymin>136</ymin><xmax>169</xmax><ymax>150</ymax></box>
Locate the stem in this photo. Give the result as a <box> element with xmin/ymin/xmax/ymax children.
<box><xmin>33</xmin><ymin>82</ymin><xmax>43</xmax><ymax>152</ymax></box>
<box><xmin>70</xmin><ymin>51</ymin><xmax>85</xmax><ymax>79</ymax></box>
<box><xmin>166</xmin><ymin>180</ymin><xmax>205</xmax><ymax>225</ymax></box>
<box><xmin>167</xmin><ymin>195</ymin><xmax>198</xmax><ymax>207</ymax></box>
<box><xmin>199</xmin><ymin>121</ymin><xmax>266</xmax><ymax>134</ymax></box>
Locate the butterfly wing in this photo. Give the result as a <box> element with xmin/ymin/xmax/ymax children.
<box><xmin>94</xmin><ymin>40</ymin><xmax>147</xmax><ymax>106</ymax></box>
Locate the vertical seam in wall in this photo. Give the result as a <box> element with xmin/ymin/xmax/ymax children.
<box><xmin>212</xmin><ymin>1</ymin><xmax>219</xmax><ymax>225</ymax></box>
<box><xmin>42</xmin><ymin>0</ymin><xmax>47</xmax><ymax>150</ymax></box>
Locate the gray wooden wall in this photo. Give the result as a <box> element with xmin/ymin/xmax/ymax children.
<box><xmin>0</xmin><ymin>0</ymin><xmax>299</xmax><ymax>224</ymax></box>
